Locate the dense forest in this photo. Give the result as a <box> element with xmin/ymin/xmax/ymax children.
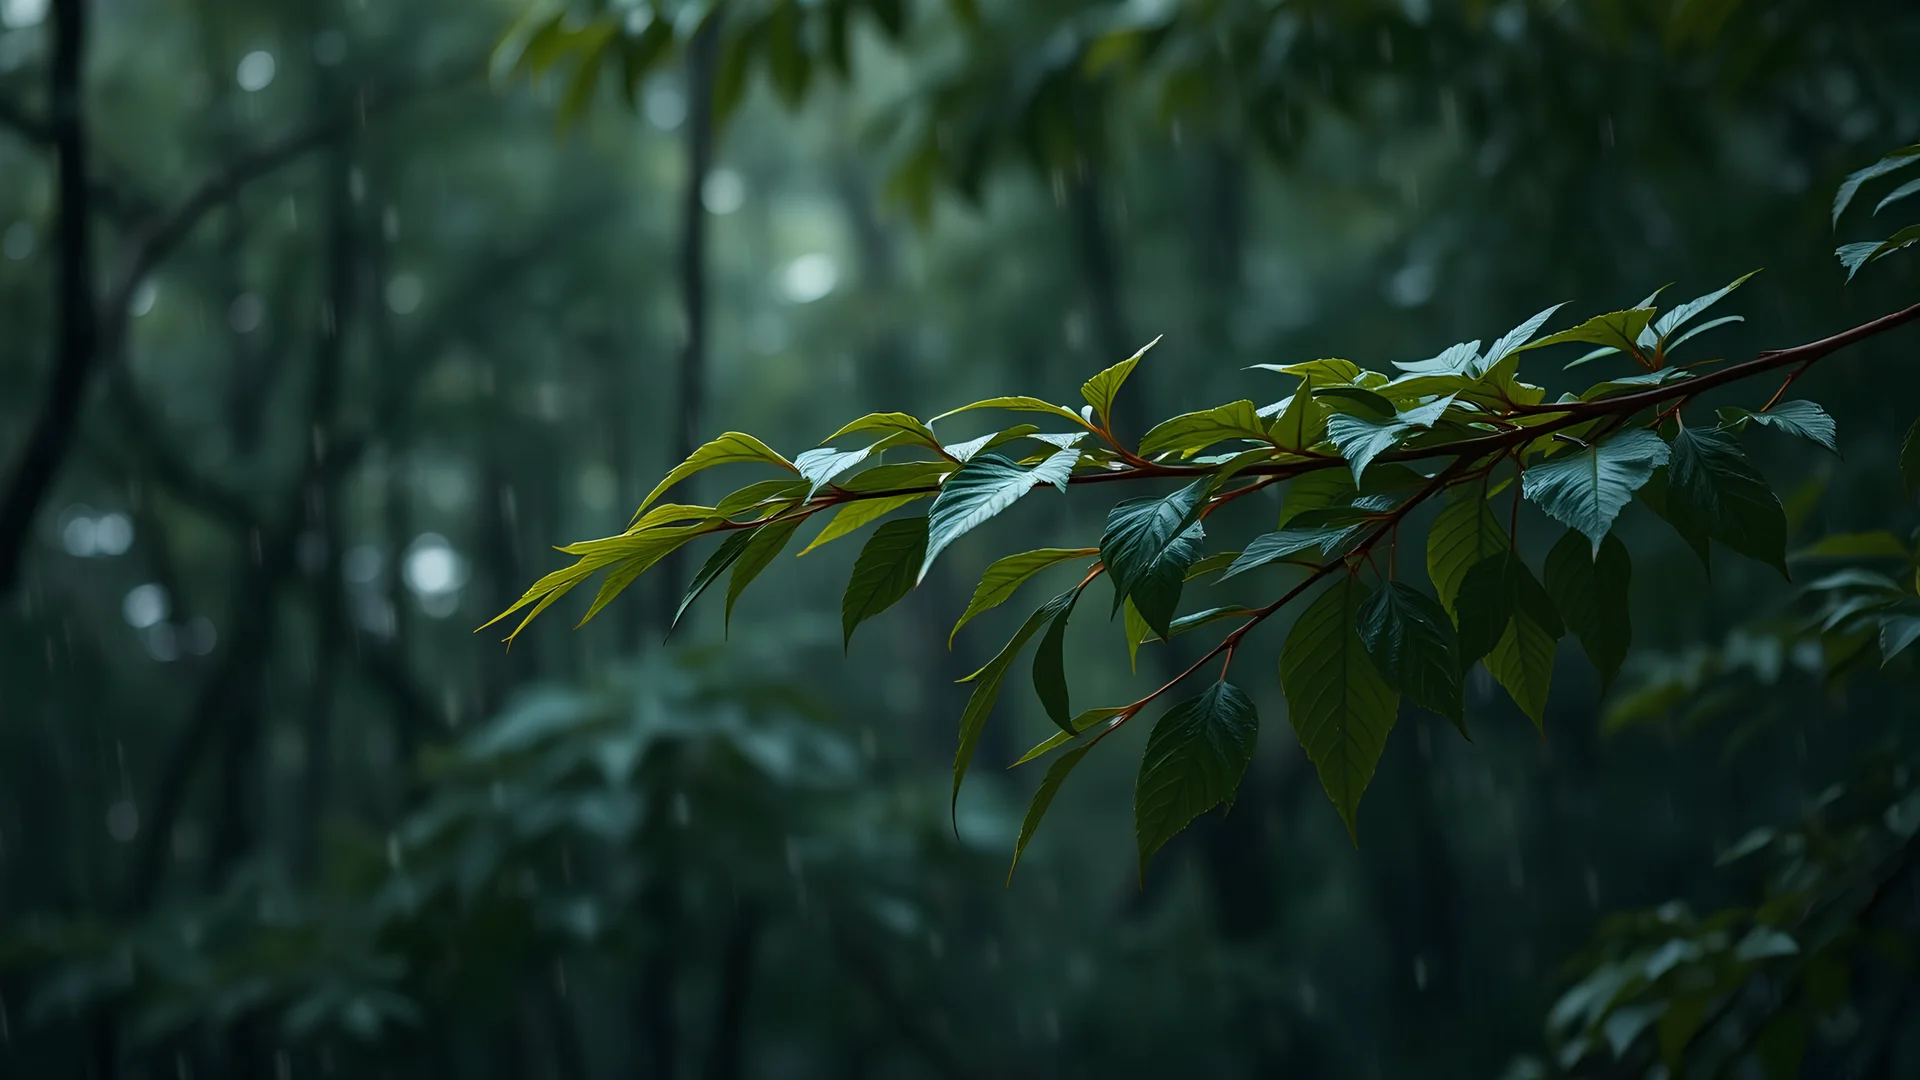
<box><xmin>2</xmin><ymin>1</ymin><xmax>1919</xmax><ymax>1077</ymax></box>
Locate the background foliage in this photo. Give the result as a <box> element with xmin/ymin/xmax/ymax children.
<box><xmin>1</xmin><ymin>0</ymin><xmax>1919</xmax><ymax>1077</ymax></box>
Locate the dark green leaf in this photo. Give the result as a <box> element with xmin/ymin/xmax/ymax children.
<box><xmin>1487</xmin><ymin>610</ymin><xmax>1557</xmax><ymax>728</ymax></box>
<box><xmin>1651</xmin><ymin>271</ymin><xmax>1758</xmax><ymax>342</ymax></box>
<box><xmin>1833</xmin><ymin>143</ymin><xmax>1920</xmax><ymax>225</ymax></box>
<box><xmin>1009</xmin><ymin>742</ymin><xmax>1096</xmax><ymax>881</ymax></box>
<box><xmin>951</xmin><ymin>547</ymin><xmax>1096</xmax><ymax>646</ymax></box>
<box><xmin>1032</xmin><ymin>587</ymin><xmax>1084</xmax><ymax>731</ymax></box>
<box><xmin>1882</xmin><ymin>616</ymin><xmax>1920</xmax><ymax>665</ymax></box>
<box><xmin>797</xmin><ymin>492</ymin><xmax>932</xmax><ymax>555</ymax></box>
<box><xmin>1100</xmin><ymin>480</ymin><xmax>1211</xmax><ymax>634</ymax></box>
<box><xmin>1138</xmin><ymin>400</ymin><xmax>1271</xmax><ymax>458</ymax></box>
<box><xmin>921</xmin><ymin>451</ymin><xmax>1077</xmax><ymax>582</ymax></box>
<box><xmin>1081</xmin><ymin>336</ymin><xmax>1158</xmax><ymax>429</ymax></box>
<box><xmin>724</xmin><ymin>518</ymin><xmax>802</xmax><ymax>629</ymax></box>
<box><xmin>1281</xmin><ymin>577</ymin><xmax>1400</xmax><ymax>842</ymax></box>
<box><xmin>1483</xmin><ymin>304</ymin><xmax>1569</xmax><ymax>368</ymax></box>
<box><xmin>953</xmin><ymin>590</ymin><xmax>1075</xmax><ymax>818</ymax></box>
<box><xmin>794</xmin><ymin>445</ymin><xmax>874</xmax><ymax>497</ymax></box>
<box><xmin>1427</xmin><ymin>482</ymin><xmax>1510</xmax><ymax>613</ymax></box>
<box><xmin>842</xmin><ymin>517</ymin><xmax>929</xmax><ymax>648</ymax></box>
<box><xmin>1521</xmin><ymin>429</ymin><xmax>1669</xmax><ymax>553</ymax></box>
<box><xmin>1717</xmin><ymin>401</ymin><xmax>1839</xmax><ymax>456</ymax></box>
<box><xmin>1134</xmin><ymin>681</ymin><xmax>1259</xmax><ymax>873</ymax></box>
<box><xmin>1544</xmin><ymin>530</ymin><xmax>1632</xmax><ymax>694</ymax></box>
<box><xmin>1456</xmin><ymin>551</ymin><xmax>1563</xmax><ymax>664</ymax></box>
<box><xmin>1359</xmin><ymin>582</ymin><xmax>1464</xmax><ymax>733</ymax></box>
<box><xmin>1012</xmin><ymin>708</ymin><xmax>1124</xmax><ymax>768</ymax></box>
<box><xmin>1220</xmin><ymin>526</ymin><xmax>1354</xmax><ymax>579</ymax></box>
<box><xmin>670</xmin><ymin>529</ymin><xmax>755</xmax><ymax>635</ymax></box>
<box><xmin>1516</xmin><ymin>308</ymin><xmax>1656</xmax><ymax>358</ymax></box>
<box><xmin>638</xmin><ymin>432</ymin><xmax>793</xmax><ymax>515</ymax></box>
<box><xmin>1666</xmin><ymin>427</ymin><xmax>1789</xmax><ymax>576</ymax></box>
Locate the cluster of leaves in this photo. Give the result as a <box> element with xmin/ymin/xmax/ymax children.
<box><xmin>1539</xmin><ymin>746</ymin><xmax>1920</xmax><ymax>1077</ymax></box>
<box><xmin>0</xmin><ymin>649</ymin><xmax>934</xmax><ymax>1059</ymax></box>
<box><xmin>493</xmin><ymin>193</ymin><xmax>1920</xmax><ymax>876</ymax></box>
<box><xmin>492</xmin><ymin>0</ymin><xmax>919</xmax><ymax>130</ymax></box>
<box><xmin>1834</xmin><ymin>143</ymin><xmax>1920</xmax><ymax>281</ymax></box>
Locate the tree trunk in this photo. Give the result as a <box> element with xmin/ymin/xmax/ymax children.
<box><xmin>0</xmin><ymin>0</ymin><xmax>96</xmax><ymax>596</ymax></box>
<box><xmin>654</xmin><ymin>18</ymin><xmax>720</xmax><ymax>628</ymax></box>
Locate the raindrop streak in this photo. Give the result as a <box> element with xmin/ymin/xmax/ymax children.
<box><xmin>236</xmin><ymin>50</ymin><xmax>277</xmax><ymax>92</ymax></box>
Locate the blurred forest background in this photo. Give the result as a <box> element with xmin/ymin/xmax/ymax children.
<box><xmin>1</xmin><ymin>0</ymin><xmax>1919</xmax><ymax>1077</ymax></box>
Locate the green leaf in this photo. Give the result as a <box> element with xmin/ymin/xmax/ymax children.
<box><xmin>821</xmin><ymin>411</ymin><xmax>944</xmax><ymax>451</ymax></box>
<box><xmin>1325</xmin><ymin>413</ymin><xmax>1412</xmax><ymax>484</ymax></box>
<box><xmin>1717</xmin><ymin>401</ymin><xmax>1839</xmax><ymax>456</ymax></box>
<box><xmin>713</xmin><ymin>479</ymin><xmax>811</xmax><ymax>517</ymax></box>
<box><xmin>1281</xmin><ymin>577</ymin><xmax>1400</xmax><ymax>842</ymax></box>
<box><xmin>1876</xmin><ymin>176</ymin><xmax>1920</xmax><ymax>216</ymax></box>
<box><xmin>1487</xmin><ymin>610</ymin><xmax>1557</xmax><ymax>728</ymax></box>
<box><xmin>1358</xmin><ymin>582</ymin><xmax>1464</xmax><ymax>733</ymax></box>
<box><xmin>724</xmin><ymin>518</ymin><xmax>802</xmax><ymax>629</ymax></box>
<box><xmin>1521</xmin><ymin>429</ymin><xmax>1670</xmax><ymax>553</ymax></box>
<box><xmin>1081</xmin><ymin>336</ymin><xmax>1159</xmax><ymax>429</ymax></box>
<box><xmin>942</xmin><ymin>425</ymin><xmax>1040</xmax><ymax>463</ymax></box>
<box><xmin>1012</xmin><ymin>708</ymin><xmax>1124</xmax><ymax>768</ymax></box>
<box><xmin>797</xmin><ymin>492</ymin><xmax>933</xmax><ymax>555</ymax></box>
<box><xmin>951</xmin><ymin>547</ymin><xmax>1097</xmax><ymax>646</ymax></box>
<box><xmin>1267</xmin><ymin>382</ymin><xmax>1331</xmax><ymax>451</ymax></box>
<box><xmin>841</xmin><ymin>517</ymin><xmax>929</xmax><ymax>648</ymax></box>
<box><xmin>1665</xmin><ymin>314</ymin><xmax>1744</xmax><ymax>353</ymax></box>
<box><xmin>921</xmin><ymin>451</ymin><xmax>1077</xmax><ymax>583</ymax></box>
<box><xmin>1138</xmin><ymin>400</ymin><xmax>1271</xmax><ymax>458</ymax></box>
<box><xmin>1544</xmin><ymin>530</ymin><xmax>1632</xmax><ymax>694</ymax></box>
<box><xmin>670</xmin><ymin>530</ymin><xmax>756</xmax><ymax>634</ymax></box>
<box><xmin>794</xmin><ymin>445</ymin><xmax>875</xmax><ymax>497</ymax></box>
<box><xmin>1637</xmin><ymin>465</ymin><xmax>1711</xmax><ymax>570</ymax></box>
<box><xmin>1882</xmin><ymin>616</ymin><xmax>1920</xmax><ymax>665</ymax></box>
<box><xmin>1482</xmin><ymin>304</ymin><xmax>1568</xmax><ymax>369</ymax></box>
<box><xmin>1838</xmin><ymin>224</ymin><xmax>1920</xmax><ymax>281</ymax></box>
<box><xmin>1651</xmin><ymin>271</ymin><xmax>1758</xmax><ymax>342</ymax></box>
<box><xmin>1134</xmin><ymin>681</ymin><xmax>1259</xmax><ymax>873</ymax></box>
<box><xmin>1516</xmin><ymin>308</ymin><xmax>1656</xmax><ymax>359</ymax></box>
<box><xmin>1666</xmin><ymin>427</ymin><xmax>1789</xmax><ymax>576</ymax></box>
<box><xmin>1185</xmin><ymin>551</ymin><xmax>1241</xmax><ymax>581</ymax></box>
<box><xmin>953</xmin><ymin>591</ymin><xmax>1074</xmax><ymax>817</ymax></box>
<box><xmin>1832</xmin><ymin>143</ymin><xmax>1920</xmax><ymax>225</ymax></box>
<box><xmin>1314</xmin><ymin>385</ymin><xmax>1398</xmax><ymax>419</ymax></box>
<box><xmin>1256</xmin><ymin>357</ymin><xmax>1364</xmax><ymax>384</ymax></box>
<box><xmin>1901</xmin><ymin>418</ymin><xmax>1920</xmax><ymax>498</ymax></box>
<box><xmin>931</xmin><ymin>396</ymin><xmax>1092</xmax><ymax>430</ymax></box>
<box><xmin>638</xmin><ymin>432</ymin><xmax>794</xmax><ymax>515</ymax></box>
<box><xmin>1032</xmin><ymin>587</ymin><xmax>1085</xmax><ymax>731</ymax></box>
<box><xmin>1456</xmin><ymin>551</ymin><xmax>1563</xmax><ymax>664</ymax></box>
<box><xmin>1167</xmin><ymin>606</ymin><xmax>1259</xmax><ymax>636</ymax></box>
<box><xmin>1220</xmin><ymin>526</ymin><xmax>1354</xmax><ymax>579</ymax></box>
<box><xmin>1009</xmin><ymin>742</ymin><xmax>1095</xmax><ymax>882</ymax></box>
<box><xmin>1427</xmin><ymin>482</ymin><xmax>1510</xmax><ymax>612</ymax></box>
<box><xmin>1123</xmin><ymin>598</ymin><xmax>1154</xmax><ymax>671</ymax></box>
<box><xmin>837</xmin><ymin>461</ymin><xmax>952</xmax><ymax>493</ymax></box>
<box><xmin>1391</xmin><ymin>339</ymin><xmax>1481</xmax><ymax>376</ymax></box>
<box><xmin>1100</xmin><ymin>480</ymin><xmax>1211</xmax><ymax>636</ymax></box>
